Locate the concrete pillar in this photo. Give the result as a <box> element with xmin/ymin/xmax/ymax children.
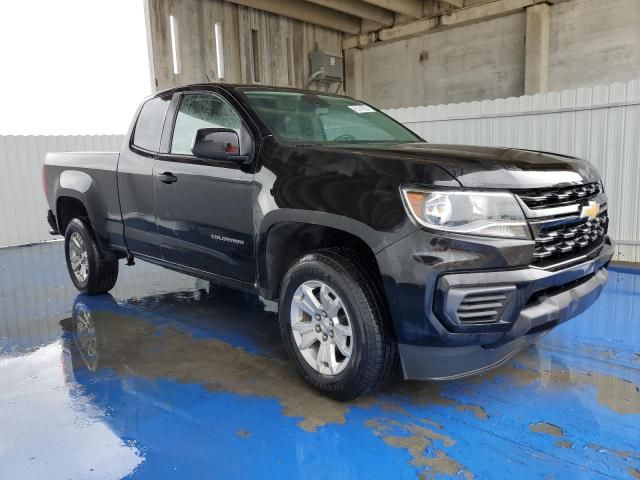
<box><xmin>344</xmin><ymin>48</ymin><xmax>364</xmax><ymax>99</ymax></box>
<box><xmin>143</xmin><ymin>0</ymin><xmax>158</xmax><ymax>91</ymax></box>
<box><xmin>524</xmin><ymin>3</ymin><xmax>550</xmax><ymax>95</ymax></box>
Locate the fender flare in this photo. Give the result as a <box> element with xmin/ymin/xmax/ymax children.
<box><xmin>258</xmin><ymin>209</ymin><xmax>386</xmax><ymax>251</ymax></box>
<box><xmin>256</xmin><ymin>209</ymin><xmax>408</xmax><ymax>298</ymax></box>
<box><xmin>54</xmin><ymin>170</ymin><xmax>111</xmax><ymax>250</ymax></box>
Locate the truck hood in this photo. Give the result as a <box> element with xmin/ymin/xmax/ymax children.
<box><xmin>325</xmin><ymin>142</ymin><xmax>601</xmax><ymax>189</ymax></box>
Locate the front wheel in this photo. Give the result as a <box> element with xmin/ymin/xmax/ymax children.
<box><xmin>279</xmin><ymin>249</ymin><xmax>398</xmax><ymax>400</ymax></box>
<box><xmin>64</xmin><ymin>218</ymin><xmax>119</xmax><ymax>294</ymax></box>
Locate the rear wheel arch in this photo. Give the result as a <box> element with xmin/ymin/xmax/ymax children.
<box><xmin>56</xmin><ymin>196</ymin><xmax>90</xmax><ymax>234</ymax></box>
<box><xmin>56</xmin><ymin>194</ymin><xmax>117</xmax><ymax>258</ymax></box>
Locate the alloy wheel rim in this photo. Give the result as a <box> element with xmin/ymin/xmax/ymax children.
<box><xmin>289</xmin><ymin>280</ymin><xmax>353</xmax><ymax>376</ymax></box>
<box><xmin>69</xmin><ymin>232</ymin><xmax>89</xmax><ymax>282</ymax></box>
<box><xmin>74</xmin><ymin>306</ymin><xmax>98</xmax><ymax>371</ymax></box>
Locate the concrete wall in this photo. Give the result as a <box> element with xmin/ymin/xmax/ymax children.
<box><xmin>355</xmin><ymin>0</ymin><xmax>640</xmax><ymax>108</ymax></box>
<box><xmin>146</xmin><ymin>0</ymin><xmax>344</xmax><ymax>92</ymax></box>
<box><xmin>549</xmin><ymin>0</ymin><xmax>640</xmax><ymax>92</ymax></box>
<box><xmin>146</xmin><ymin>0</ymin><xmax>640</xmax><ymax>107</ymax></box>
<box><xmin>361</xmin><ymin>13</ymin><xmax>526</xmax><ymax>109</ymax></box>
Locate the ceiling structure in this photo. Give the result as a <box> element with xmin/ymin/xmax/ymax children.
<box><xmin>225</xmin><ymin>0</ymin><xmax>465</xmax><ymax>34</ymax></box>
<box><xmin>225</xmin><ymin>0</ymin><xmax>573</xmax><ymax>46</ymax></box>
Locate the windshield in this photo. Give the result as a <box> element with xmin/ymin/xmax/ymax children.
<box><xmin>240</xmin><ymin>89</ymin><xmax>422</xmax><ymax>144</ymax></box>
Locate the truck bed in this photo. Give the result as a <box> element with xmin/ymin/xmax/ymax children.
<box><xmin>44</xmin><ymin>151</ymin><xmax>123</xmax><ymax>248</ymax></box>
<box><xmin>45</xmin><ymin>151</ymin><xmax>120</xmax><ymax>172</ymax></box>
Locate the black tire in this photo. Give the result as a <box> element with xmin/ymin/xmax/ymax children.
<box><xmin>279</xmin><ymin>248</ymin><xmax>398</xmax><ymax>401</ymax></box>
<box><xmin>64</xmin><ymin>218</ymin><xmax>119</xmax><ymax>294</ymax></box>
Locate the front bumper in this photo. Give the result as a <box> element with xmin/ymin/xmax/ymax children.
<box><xmin>399</xmin><ymin>265</ymin><xmax>608</xmax><ymax>380</ymax></box>
<box><xmin>375</xmin><ymin>229</ymin><xmax>613</xmax><ymax>381</ymax></box>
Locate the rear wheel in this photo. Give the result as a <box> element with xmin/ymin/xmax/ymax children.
<box><xmin>279</xmin><ymin>249</ymin><xmax>397</xmax><ymax>400</ymax></box>
<box><xmin>64</xmin><ymin>218</ymin><xmax>119</xmax><ymax>294</ymax></box>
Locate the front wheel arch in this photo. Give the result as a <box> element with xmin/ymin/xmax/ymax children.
<box><xmin>278</xmin><ymin>248</ymin><xmax>398</xmax><ymax>400</ymax></box>
<box><xmin>259</xmin><ymin>221</ymin><xmax>385</xmax><ymax>302</ymax></box>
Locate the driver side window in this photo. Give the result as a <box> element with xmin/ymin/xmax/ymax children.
<box><xmin>171</xmin><ymin>94</ymin><xmax>242</xmax><ymax>155</ymax></box>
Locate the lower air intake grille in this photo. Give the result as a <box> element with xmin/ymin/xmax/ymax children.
<box><xmin>448</xmin><ymin>285</ymin><xmax>517</xmax><ymax>325</ymax></box>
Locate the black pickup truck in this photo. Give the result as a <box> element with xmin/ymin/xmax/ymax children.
<box><xmin>44</xmin><ymin>84</ymin><xmax>612</xmax><ymax>399</ymax></box>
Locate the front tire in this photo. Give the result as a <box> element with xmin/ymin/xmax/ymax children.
<box><xmin>64</xmin><ymin>218</ymin><xmax>119</xmax><ymax>294</ymax></box>
<box><xmin>279</xmin><ymin>249</ymin><xmax>397</xmax><ymax>400</ymax></box>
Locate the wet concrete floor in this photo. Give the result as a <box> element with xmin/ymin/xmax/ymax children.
<box><xmin>0</xmin><ymin>242</ymin><xmax>639</xmax><ymax>479</ymax></box>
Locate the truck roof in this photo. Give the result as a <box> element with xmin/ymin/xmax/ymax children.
<box><xmin>151</xmin><ymin>83</ymin><xmax>352</xmax><ymax>100</ymax></box>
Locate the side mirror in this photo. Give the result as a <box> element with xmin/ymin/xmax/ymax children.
<box><xmin>191</xmin><ymin>128</ymin><xmax>247</xmax><ymax>162</ymax></box>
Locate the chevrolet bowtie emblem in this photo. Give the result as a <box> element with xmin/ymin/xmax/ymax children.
<box><xmin>580</xmin><ymin>200</ymin><xmax>601</xmax><ymax>220</ymax></box>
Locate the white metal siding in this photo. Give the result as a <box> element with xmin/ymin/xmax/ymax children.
<box><xmin>385</xmin><ymin>80</ymin><xmax>640</xmax><ymax>263</ymax></box>
<box><xmin>0</xmin><ymin>135</ymin><xmax>124</xmax><ymax>249</ymax></box>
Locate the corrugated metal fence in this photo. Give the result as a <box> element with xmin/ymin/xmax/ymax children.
<box><xmin>0</xmin><ymin>135</ymin><xmax>124</xmax><ymax>248</ymax></box>
<box><xmin>385</xmin><ymin>80</ymin><xmax>640</xmax><ymax>263</ymax></box>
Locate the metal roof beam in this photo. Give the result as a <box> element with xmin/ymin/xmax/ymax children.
<box><xmin>440</xmin><ymin>0</ymin><xmax>465</xmax><ymax>8</ymax></box>
<box><xmin>344</xmin><ymin>0</ymin><xmax>556</xmax><ymax>48</ymax></box>
<box><xmin>361</xmin><ymin>0</ymin><xmax>424</xmax><ymax>19</ymax></box>
<box><xmin>226</xmin><ymin>0</ymin><xmax>361</xmax><ymax>34</ymax></box>
<box><xmin>304</xmin><ymin>0</ymin><xmax>395</xmax><ymax>26</ymax></box>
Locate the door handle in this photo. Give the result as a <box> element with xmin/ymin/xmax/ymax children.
<box><xmin>158</xmin><ymin>172</ymin><xmax>178</xmax><ymax>184</ymax></box>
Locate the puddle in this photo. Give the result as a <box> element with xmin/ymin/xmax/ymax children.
<box><xmin>63</xmin><ymin>306</ymin><xmax>351</xmax><ymax>432</ymax></box>
<box><xmin>61</xmin><ymin>295</ymin><xmax>640</xmax><ymax>478</ymax></box>
<box><xmin>462</xmin><ymin>350</ymin><xmax>640</xmax><ymax>415</ymax></box>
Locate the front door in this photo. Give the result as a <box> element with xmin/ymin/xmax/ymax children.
<box><xmin>153</xmin><ymin>92</ymin><xmax>256</xmax><ymax>283</ymax></box>
<box><xmin>118</xmin><ymin>95</ymin><xmax>171</xmax><ymax>259</ymax></box>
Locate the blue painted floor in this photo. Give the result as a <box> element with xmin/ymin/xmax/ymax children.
<box><xmin>0</xmin><ymin>242</ymin><xmax>639</xmax><ymax>479</ymax></box>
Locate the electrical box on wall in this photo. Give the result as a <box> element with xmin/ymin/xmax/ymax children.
<box><xmin>309</xmin><ymin>51</ymin><xmax>343</xmax><ymax>81</ymax></box>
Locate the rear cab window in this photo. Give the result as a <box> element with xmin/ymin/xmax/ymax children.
<box><xmin>132</xmin><ymin>96</ymin><xmax>171</xmax><ymax>152</ymax></box>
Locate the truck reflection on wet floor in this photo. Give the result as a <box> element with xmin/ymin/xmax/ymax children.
<box><xmin>58</xmin><ymin>278</ymin><xmax>640</xmax><ymax>479</ymax></box>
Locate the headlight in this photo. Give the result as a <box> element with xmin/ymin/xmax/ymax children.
<box><xmin>401</xmin><ymin>188</ymin><xmax>531</xmax><ymax>239</ymax></box>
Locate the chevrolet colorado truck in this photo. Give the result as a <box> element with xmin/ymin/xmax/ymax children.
<box><xmin>43</xmin><ymin>84</ymin><xmax>612</xmax><ymax>400</ymax></box>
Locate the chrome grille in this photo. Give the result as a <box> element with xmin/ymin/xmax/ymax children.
<box><xmin>531</xmin><ymin>212</ymin><xmax>608</xmax><ymax>267</ymax></box>
<box><xmin>516</xmin><ymin>183</ymin><xmax>608</xmax><ymax>269</ymax></box>
<box><xmin>519</xmin><ymin>182</ymin><xmax>601</xmax><ymax>209</ymax></box>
